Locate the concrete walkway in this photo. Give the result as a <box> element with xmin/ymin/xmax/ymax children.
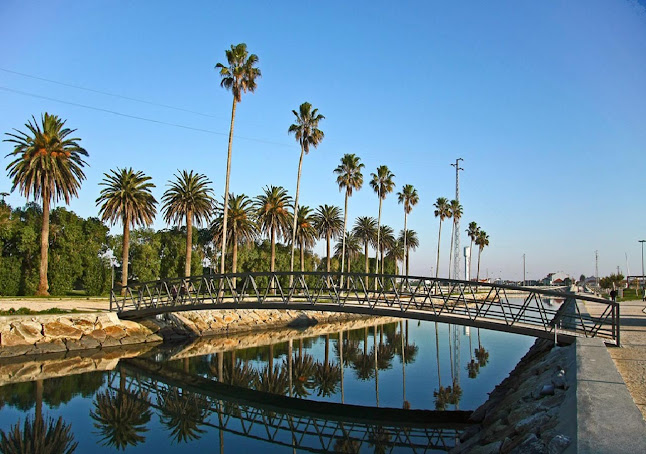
<box><xmin>606</xmin><ymin>299</ymin><xmax>646</xmax><ymax>420</ymax></box>
<box><xmin>0</xmin><ymin>297</ymin><xmax>110</xmax><ymax>313</ymax></box>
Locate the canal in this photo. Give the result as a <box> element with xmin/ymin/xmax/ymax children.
<box><xmin>0</xmin><ymin>317</ymin><xmax>535</xmax><ymax>452</ymax></box>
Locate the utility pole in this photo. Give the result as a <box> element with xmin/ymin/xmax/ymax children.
<box><xmin>523</xmin><ymin>253</ymin><xmax>526</xmax><ymax>286</ymax></box>
<box><xmin>451</xmin><ymin>158</ymin><xmax>464</xmax><ymax>281</ymax></box>
<box><xmin>640</xmin><ymin>240</ymin><xmax>645</xmax><ymax>296</ymax></box>
<box><xmin>595</xmin><ymin>250</ymin><xmax>599</xmax><ymax>289</ymax></box>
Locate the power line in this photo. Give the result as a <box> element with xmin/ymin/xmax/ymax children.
<box><xmin>0</xmin><ymin>86</ymin><xmax>291</xmax><ymax>148</ymax></box>
<box><xmin>0</xmin><ymin>67</ymin><xmax>219</xmax><ymax>119</ymax></box>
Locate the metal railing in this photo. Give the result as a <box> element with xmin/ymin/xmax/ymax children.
<box><xmin>111</xmin><ymin>271</ymin><xmax>620</xmax><ymax>345</ymax></box>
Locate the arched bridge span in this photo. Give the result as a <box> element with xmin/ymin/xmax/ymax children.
<box><xmin>111</xmin><ymin>272</ymin><xmax>620</xmax><ymax>346</ymax></box>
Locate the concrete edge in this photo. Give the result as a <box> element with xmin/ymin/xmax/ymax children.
<box><xmin>575</xmin><ymin>337</ymin><xmax>646</xmax><ymax>454</ymax></box>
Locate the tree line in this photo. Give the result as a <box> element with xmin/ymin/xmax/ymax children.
<box><xmin>3</xmin><ymin>43</ymin><xmax>490</xmax><ymax>296</ymax></box>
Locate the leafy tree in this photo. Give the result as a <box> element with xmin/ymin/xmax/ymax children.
<box><xmin>215</xmin><ymin>43</ymin><xmax>261</xmax><ymax>274</ymax></box>
<box><xmin>288</xmin><ymin>102</ymin><xmax>325</xmax><ymax>277</ymax></box>
<box><xmin>254</xmin><ymin>186</ymin><xmax>292</xmax><ymax>272</ymax></box>
<box><xmin>334</xmin><ymin>154</ymin><xmax>364</xmax><ymax>281</ymax></box>
<box><xmin>129</xmin><ymin>228</ymin><xmax>161</xmax><ymax>283</ymax></box>
<box><xmin>447</xmin><ymin>200</ymin><xmax>462</xmax><ymax>279</ymax></box>
<box><xmin>396</xmin><ymin>184</ymin><xmax>418</xmax><ymax>278</ymax></box>
<box><xmin>5</xmin><ymin>113</ymin><xmax>88</xmax><ymax>295</ymax></box>
<box><xmin>433</xmin><ymin>197</ymin><xmax>451</xmax><ymax>279</ymax></box>
<box><xmin>599</xmin><ymin>273</ymin><xmax>624</xmax><ymax>289</ymax></box>
<box><xmin>96</xmin><ymin>168</ymin><xmax>157</xmax><ymax>292</ymax></box>
<box><xmin>313</xmin><ymin>205</ymin><xmax>343</xmax><ymax>273</ymax></box>
<box><xmin>353</xmin><ymin>216</ymin><xmax>378</xmax><ymax>288</ymax></box>
<box><xmin>370</xmin><ymin>166</ymin><xmax>395</xmax><ymax>280</ymax></box>
<box><xmin>162</xmin><ymin>170</ymin><xmax>215</xmax><ymax>278</ymax></box>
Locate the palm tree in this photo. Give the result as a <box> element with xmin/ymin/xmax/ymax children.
<box><xmin>433</xmin><ymin>197</ymin><xmax>451</xmax><ymax>279</ymax></box>
<box><xmin>157</xmin><ymin>387</ymin><xmax>211</xmax><ymax>444</ymax></box>
<box><xmin>294</xmin><ymin>205</ymin><xmax>317</xmax><ymax>272</ymax></box>
<box><xmin>162</xmin><ymin>170</ymin><xmax>215</xmax><ymax>278</ymax></box>
<box><xmin>397</xmin><ymin>229</ymin><xmax>419</xmax><ymax>277</ymax></box>
<box><xmin>447</xmin><ymin>200</ymin><xmax>463</xmax><ymax>279</ymax></box>
<box><xmin>387</xmin><ymin>238</ymin><xmax>404</xmax><ymax>276</ymax></box>
<box><xmin>215</xmin><ymin>43</ymin><xmax>261</xmax><ymax>275</ymax></box>
<box><xmin>97</xmin><ymin>168</ymin><xmax>156</xmax><ymax>292</ymax></box>
<box><xmin>254</xmin><ymin>186</ymin><xmax>292</xmax><ymax>272</ymax></box>
<box><xmin>396</xmin><ymin>185</ymin><xmax>418</xmax><ymax>278</ymax></box>
<box><xmin>5</xmin><ymin>113</ymin><xmax>88</xmax><ymax>295</ymax></box>
<box><xmin>353</xmin><ymin>216</ymin><xmax>378</xmax><ymax>289</ymax></box>
<box><xmin>475</xmin><ymin>230</ymin><xmax>490</xmax><ymax>284</ymax></box>
<box><xmin>313</xmin><ymin>205</ymin><xmax>343</xmax><ymax>273</ymax></box>
<box><xmin>370</xmin><ymin>166</ymin><xmax>395</xmax><ymax>285</ymax></box>
<box><xmin>466</xmin><ymin>222</ymin><xmax>480</xmax><ymax>281</ymax></box>
<box><xmin>288</xmin><ymin>102</ymin><xmax>325</xmax><ymax>278</ymax></box>
<box><xmin>313</xmin><ymin>334</ymin><xmax>342</xmax><ymax>397</ymax></box>
<box><xmin>0</xmin><ymin>415</ymin><xmax>78</xmax><ymax>453</ymax></box>
<box><xmin>211</xmin><ymin>193</ymin><xmax>257</xmax><ymax>282</ymax></box>
<box><xmin>334</xmin><ymin>154</ymin><xmax>364</xmax><ymax>284</ymax></box>
<box><xmin>335</xmin><ymin>232</ymin><xmax>361</xmax><ymax>275</ymax></box>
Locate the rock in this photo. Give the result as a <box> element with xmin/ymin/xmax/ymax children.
<box><xmin>34</xmin><ymin>339</ymin><xmax>67</xmax><ymax>354</ymax></box>
<box><xmin>10</xmin><ymin>321</ymin><xmax>43</xmax><ymax>344</ymax></box>
<box><xmin>547</xmin><ymin>434</ymin><xmax>570</xmax><ymax>454</ymax></box>
<box><xmin>66</xmin><ymin>336</ymin><xmax>101</xmax><ymax>351</ymax></box>
<box><xmin>0</xmin><ymin>344</ymin><xmax>34</xmax><ymax>357</ymax></box>
<box><xmin>86</xmin><ymin>329</ymin><xmax>107</xmax><ymax>343</ymax></box>
<box><xmin>42</xmin><ymin>321</ymin><xmax>83</xmax><ymax>340</ymax></box>
<box><xmin>459</xmin><ymin>424</ymin><xmax>481</xmax><ymax>442</ymax></box>
<box><xmin>103</xmin><ymin>325</ymin><xmax>127</xmax><ymax>340</ymax></box>
<box><xmin>551</xmin><ymin>370</ymin><xmax>567</xmax><ymax>389</ymax></box>
<box><xmin>470</xmin><ymin>440</ymin><xmax>502</xmax><ymax>454</ymax></box>
<box><xmin>288</xmin><ymin>314</ymin><xmax>319</xmax><ymax>328</ymax></box>
<box><xmin>509</xmin><ymin>433</ymin><xmax>546</xmax><ymax>454</ymax></box>
<box><xmin>514</xmin><ymin>411</ymin><xmax>550</xmax><ymax>434</ymax></box>
<box><xmin>1</xmin><ymin>329</ymin><xmax>32</xmax><ymax>347</ymax></box>
<box><xmin>540</xmin><ymin>384</ymin><xmax>555</xmax><ymax>396</ymax></box>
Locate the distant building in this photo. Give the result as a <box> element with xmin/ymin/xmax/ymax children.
<box><xmin>542</xmin><ymin>272</ymin><xmax>572</xmax><ymax>286</ymax></box>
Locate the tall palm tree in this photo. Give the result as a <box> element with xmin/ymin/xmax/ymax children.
<box><xmin>162</xmin><ymin>170</ymin><xmax>215</xmax><ymax>278</ymax></box>
<box><xmin>313</xmin><ymin>205</ymin><xmax>343</xmax><ymax>273</ymax></box>
<box><xmin>5</xmin><ymin>113</ymin><xmax>88</xmax><ymax>295</ymax></box>
<box><xmin>475</xmin><ymin>230</ymin><xmax>490</xmax><ymax>284</ymax></box>
<box><xmin>387</xmin><ymin>238</ymin><xmax>405</xmax><ymax>276</ymax></box>
<box><xmin>97</xmin><ymin>168</ymin><xmax>156</xmax><ymax>292</ymax></box>
<box><xmin>353</xmin><ymin>216</ymin><xmax>377</xmax><ymax>289</ymax></box>
<box><xmin>334</xmin><ymin>154</ymin><xmax>364</xmax><ymax>284</ymax></box>
<box><xmin>466</xmin><ymin>222</ymin><xmax>480</xmax><ymax>281</ymax></box>
<box><xmin>378</xmin><ymin>225</ymin><xmax>395</xmax><ymax>275</ymax></box>
<box><xmin>215</xmin><ymin>43</ymin><xmax>261</xmax><ymax>275</ymax></box>
<box><xmin>211</xmin><ymin>193</ymin><xmax>257</xmax><ymax>281</ymax></box>
<box><xmin>254</xmin><ymin>186</ymin><xmax>292</xmax><ymax>272</ymax></box>
<box><xmin>433</xmin><ymin>197</ymin><xmax>451</xmax><ymax>279</ymax></box>
<box><xmin>370</xmin><ymin>166</ymin><xmax>395</xmax><ymax>286</ymax></box>
<box><xmin>398</xmin><ymin>229</ymin><xmax>419</xmax><ymax>277</ymax></box>
<box><xmin>335</xmin><ymin>232</ymin><xmax>361</xmax><ymax>275</ymax></box>
<box><xmin>288</xmin><ymin>102</ymin><xmax>325</xmax><ymax>278</ymax></box>
<box><xmin>447</xmin><ymin>200</ymin><xmax>463</xmax><ymax>279</ymax></box>
<box><xmin>396</xmin><ymin>185</ymin><xmax>418</xmax><ymax>278</ymax></box>
<box><xmin>294</xmin><ymin>205</ymin><xmax>317</xmax><ymax>272</ymax></box>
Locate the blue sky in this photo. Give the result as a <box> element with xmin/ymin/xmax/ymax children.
<box><xmin>1</xmin><ymin>1</ymin><xmax>645</xmax><ymax>281</ymax></box>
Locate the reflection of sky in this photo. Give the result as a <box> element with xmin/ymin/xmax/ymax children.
<box><xmin>0</xmin><ymin>318</ymin><xmax>535</xmax><ymax>452</ymax></box>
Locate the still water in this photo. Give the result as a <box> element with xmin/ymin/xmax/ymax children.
<box><xmin>0</xmin><ymin>317</ymin><xmax>534</xmax><ymax>452</ymax></box>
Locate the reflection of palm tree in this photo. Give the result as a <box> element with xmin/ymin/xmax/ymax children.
<box><xmin>368</xmin><ymin>425</ymin><xmax>393</xmax><ymax>454</ymax></box>
<box><xmin>475</xmin><ymin>329</ymin><xmax>490</xmax><ymax>368</ymax></box>
<box><xmin>257</xmin><ymin>364</ymin><xmax>289</xmax><ymax>395</ymax></box>
<box><xmin>467</xmin><ymin>329</ymin><xmax>480</xmax><ymax>379</ymax></box>
<box><xmin>290</xmin><ymin>353</ymin><xmax>316</xmax><ymax>398</ymax></box>
<box><xmin>352</xmin><ymin>327</ymin><xmax>375</xmax><ymax>381</ymax></box>
<box><xmin>313</xmin><ymin>334</ymin><xmax>342</xmax><ymax>397</ymax></box>
<box><xmin>90</xmin><ymin>387</ymin><xmax>152</xmax><ymax>449</ymax></box>
<box><xmin>334</xmin><ymin>432</ymin><xmax>361</xmax><ymax>453</ymax></box>
<box><xmin>0</xmin><ymin>415</ymin><xmax>78</xmax><ymax>453</ymax></box>
<box><xmin>157</xmin><ymin>387</ymin><xmax>211</xmax><ymax>444</ymax></box>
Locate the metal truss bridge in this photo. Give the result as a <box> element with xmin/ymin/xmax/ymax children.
<box><xmin>110</xmin><ymin>272</ymin><xmax>620</xmax><ymax>346</ymax></box>
<box><xmin>117</xmin><ymin>357</ymin><xmax>470</xmax><ymax>452</ymax></box>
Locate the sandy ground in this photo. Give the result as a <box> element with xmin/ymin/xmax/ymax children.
<box><xmin>0</xmin><ymin>297</ymin><xmax>111</xmax><ymax>313</ymax></box>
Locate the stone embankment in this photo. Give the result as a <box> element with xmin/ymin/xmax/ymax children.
<box><xmin>452</xmin><ymin>338</ymin><xmax>575</xmax><ymax>454</ymax></box>
<box><xmin>0</xmin><ymin>309</ymin><xmax>364</xmax><ymax>358</ymax></box>
<box><xmin>0</xmin><ymin>312</ymin><xmax>162</xmax><ymax>358</ymax></box>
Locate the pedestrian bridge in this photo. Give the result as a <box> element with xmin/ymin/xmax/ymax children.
<box><xmin>110</xmin><ymin>271</ymin><xmax>620</xmax><ymax>346</ymax></box>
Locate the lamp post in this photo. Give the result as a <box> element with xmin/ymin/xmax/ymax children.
<box><xmin>640</xmin><ymin>240</ymin><xmax>645</xmax><ymax>296</ymax></box>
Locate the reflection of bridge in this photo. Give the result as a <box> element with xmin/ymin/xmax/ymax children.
<box><xmin>111</xmin><ymin>272</ymin><xmax>620</xmax><ymax>345</ymax></box>
<box><xmin>119</xmin><ymin>357</ymin><xmax>470</xmax><ymax>452</ymax></box>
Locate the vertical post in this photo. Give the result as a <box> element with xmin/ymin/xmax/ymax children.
<box><xmin>616</xmin><ymin>304</ymin><xmax>621</xmax><ymax>347</ymax></box>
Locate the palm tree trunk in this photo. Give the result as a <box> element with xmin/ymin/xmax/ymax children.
<box><xmin>300</xmin><ymin>237</ymin><xmax>305</xmax><ymax>272</ymax></box>
<box><xmin>435</xmin><ymin>220</ymin><xmax>442</xmax><ymax>279</ymax></box>
<box><xmin>289</xmin><ymin>145</ymin><xmax>306</xmax><ymax>281</ymax></box>
<box><xmin>364</xmin><ymin>240</ymin><xmax>369</xmax><ymax>290</ymax></box>
<box><xmin>339</xmin><ymin>330</ymin><xmax>344</xmax><ymax>404</ymax></box>
<box><xmin>220</xmin><ymin>97</ymin><xmax>237</xmax><ymax>274</ymax></box>
<box><xmin>232</xmin><ymin>227</ymin><xmax>238</xmax><ymax>289</ymax></box>
<box><xmin>400</xmin><ymin>321</ymin><xmax>406</xmax><ymax>406</ymax></box>
<box><xmin>35</xmin><ymin>379</ymin><xmax>43</xmax><ymax>425</ymax></box>
<box><xmin>374</xmin><ymin>324</ymin><xmax>379</xmax><ymax>407</ymax></box>
<box><xmin>288</xmin><ymin>339</ymin><xmax>293</xmax><ymax>398</ymax></box>
<box><xmin>477</xmin><ymin>247</ymin><xmax>482</xmax><ymax>284</ymax></box>
<box><xmin>435</xmin><ymin>322</ymin><xmax>441</xmax><ymax>388</ymax></box>
<box><xmin>121</xmin><ymin>213</ymin><xmax>131</xmax><ymax>296</ymax></box>
<box><xmin>374</xmin><ymin>198</ymin><xmax>382</xmax><ymax>290</ymax></box>
<box><xmin>403</xmin><ymin>212</ymin><xmax>408</xmax><ymax>278</ymax></box>
<box><xmin>326</xmin><ymin>232</ymin><xmax>331</xmax><ymax>273</ymax></box>
<box><xmin>270</xmin><ymin>227</ymin><xmax>276</xmax><ymax>272</ymax></box>
<box><xmin>37</xmin><ymin>191</ymin><xmax>50</xmax><ymax>295</ymax></box>
<box><xmin>340</xmin><ymin>191</ymin><xmax>349</xmax><ymax>287</ymax></box>
<box><xmin>469</xmin><ymin>239</ymin><xmax>474</xmax><ymax>281</ymax></box>
<box><xmin>448</xmin><ymin>220</ymin><xmax>455</xmax><ymax>279</ymax></box>
<box><xmin>269</xmin><ymin>344</ymin><xmax>274</xmax><ymax>371</ymax></box>
<box><xmin>185</xmin><ymin>210</ymin><xmax>193</xmax><ymax>278</ymax></box>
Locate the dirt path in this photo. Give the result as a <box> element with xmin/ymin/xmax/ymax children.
<box><xmin>0</xmin><ymin>297</ymin><xmax>111</xmax><ymax>313</ymax></box>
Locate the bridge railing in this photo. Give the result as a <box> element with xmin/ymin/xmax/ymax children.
<box><xmin>110</xmin><ymin>271</ymin><xmax>620</xmax><ymax>345</ymax></box>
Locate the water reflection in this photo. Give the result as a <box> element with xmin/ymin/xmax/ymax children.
<box><xmin>0</xmin><ymin>315</ymin><xmax>534</xmax><ymax>452</ymax></box>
